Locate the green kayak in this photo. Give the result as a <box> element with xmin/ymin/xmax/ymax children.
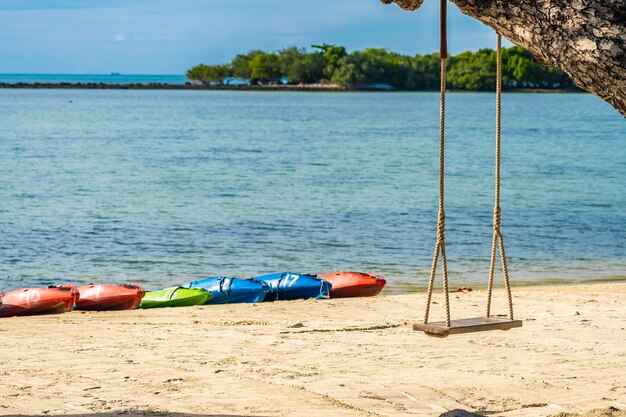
<box><xmin>140</xmin><ymin>286</ymin><xmax>210</xmax><ymax>309</ymax></box>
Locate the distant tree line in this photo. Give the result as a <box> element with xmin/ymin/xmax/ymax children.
<box><xmin>186</xmin><ymin>44</ymin><xmax>576</xmax><ymax>90</ymax></box>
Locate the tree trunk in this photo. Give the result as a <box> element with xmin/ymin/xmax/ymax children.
<box><xmin>381</xmin><ymin>0</ymin><xmax>626</xmax><ymax>117</ymax></box>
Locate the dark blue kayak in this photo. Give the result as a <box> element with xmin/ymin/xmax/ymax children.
<box><xmin>185</xmin><ymin>277</ymin><xmax>270</xmax><ymax>304</ymax></box>
<box><xmin>254</xmin><ymin>272</ymin><xmax>331</xmax><ymax>301</ymax></box>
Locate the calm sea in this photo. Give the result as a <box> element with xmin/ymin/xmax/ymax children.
<box><xmin>0</xmin><ymin>73</ymin><xmax>187</xmax><ymax>85</ymax></box>
<box><xmin>0</xmin><ymin>88</ymin><xmax>624</xmax><ymax>293</ymax></box>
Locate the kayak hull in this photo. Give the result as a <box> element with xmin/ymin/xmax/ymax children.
<box><xmin>75</xmin><ymin>284</ymin><xmax>145</xmax><ymax>311</ymax></box>
<box><xmin>318</xmin><ymin>271</ymin><xmax>386</xmax><ymax>298</ymax></box>
<box><xmin>140</xmin><ymin>287</ymin><xmax>210</xmax><ymax>309</ymax></box>
<box><xmin>0</xmin><ymin>286</ymin><xmax>79</xmax><ymax>317</ymax></box>
<box><xmin>255</xmin><ymin>272</ymin><xmax>331</xmax><ymax>301</ymax></box>
<box><xmin>186</xmin><ymin>277</ymin><xmax>269</xmax><ymax>304</ymax></box>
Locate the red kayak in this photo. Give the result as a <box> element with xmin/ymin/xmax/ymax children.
<box><xmin>317</xmin><ymin>271</ymin><xmax>386</xmax><ymax>298</ymax></box>
<box><xmin>73</xmin><ymin>283</ymin><xmax>145</xmax><ymax>311</ymax></box>
<box><xmin>0</xmin><ymin>286</ymin><xmax>79</xmax><ymax>317</ymax></box>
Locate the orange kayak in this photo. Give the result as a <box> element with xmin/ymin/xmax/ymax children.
<box><xmin>317</xmin><ymin>271</ymin><xmax>386</xmax><ymax>298</ymax></box>
<box><xmin>74</xmin><ymin>284</ymin><xmax>145</xmax><ymax>311</ymax></box>
<box><xmin>0</xmin><ymin>286</ymin><xmax>79</xmax><ymax>317</ymax></box>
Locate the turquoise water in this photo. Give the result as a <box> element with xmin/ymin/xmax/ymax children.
<box><xmin>0</xmin><ymin>73</ymin><xmax>187</xmax><ymax>85</ymax></box>
<box><xmin>0</xmin><ymin>89</ymin><xmax>624</xmax><ymax>292</ymax></box>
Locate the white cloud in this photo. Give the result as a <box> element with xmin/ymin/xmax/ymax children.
<box><xmin>114</xmin><ymin>33</ymin><xmax>127</xmax><ymax>42</ymax></box>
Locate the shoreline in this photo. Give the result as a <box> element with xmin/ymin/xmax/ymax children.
<box><xmin>2</xmin><ymin>274</ymin><xmax>624</xmax><ymax>297</ymax></box>
<box><xmin>0</xmin><ymin>82</ymin><xmax>581</xmax><ymax>93</ymax></box>
<box><xmin>1</xmin><ymin>281</ymin><xmax>625</xmax><ymax>416</ymax></box>
<box><xmin>387</xmin><ymin>274</ymin><xmax>626</xmax><ymax>294</ymax></box>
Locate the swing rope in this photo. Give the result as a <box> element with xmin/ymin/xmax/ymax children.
<box><xmin>486</xmin><ymin>33</ymin><xmax>514</xmax><ymax>320</ymax></box>
<box><xmin>424</xmin><ymin>0</ymin><xmax>451</xmax><ymax>327</ymax></box>
<box><xmin>423</xmin><ymin>0</ymin><xmax>515</xmax><ymax>326</ymax></box>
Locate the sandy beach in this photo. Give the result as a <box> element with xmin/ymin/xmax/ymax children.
<box><xmin>0</xmin><ymin>283</ymin><xmax>624</xmax><ymax>417</ymax></box>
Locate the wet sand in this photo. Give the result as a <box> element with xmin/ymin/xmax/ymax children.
<box><xmin>0</xmin><ymin>283</ymin><xmax>625</xmax><ymax>417</ymax></box>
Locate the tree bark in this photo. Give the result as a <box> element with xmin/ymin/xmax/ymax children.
<box><xmin>381</xmin><ymin>0</ymin><xmax>626</xmax><ymax>117</ymax></box>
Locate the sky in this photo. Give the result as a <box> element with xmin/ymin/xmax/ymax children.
<box><xmin>0</xmin><ymin>0</ymin><xmax>510</xmax><ymax>75</ymax></box>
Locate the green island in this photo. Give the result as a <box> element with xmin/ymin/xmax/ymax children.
<box><xmin>186</xmin><ymin>43</ymin><xmax>576</xmax><ymax>91</ymax></box>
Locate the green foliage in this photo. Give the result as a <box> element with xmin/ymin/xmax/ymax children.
<box><xmin>249</xmin><ymin>53</ymin><xmax>281</xmax><ymax>84</ymax></box>
<box><xmin>331</xmin><ymin>50</ymin><xmax>385</xmax><ymax>87</ymax></box>
<box><xmin>231</xmin><ymin>50</ymin><xmax>264</xmax><ymax>79</ymax></box>
<box><xmin>323</xmin><ymin>45</ymin><xmax>347</xmax><ymax>69</ymax></box>
<box><xmin>278</xmin><ymin>47</ymin><xmax>306</xmax><ymax>80</ymax></box>
<box><xmin>410</xmin><ymin>53</ymin><xmax>441</xmax><ymax>89</ymax></box>
<box><xmin>311</xmin><ymin>43</ymin><xmax>347</xmax><ymax>80</ymax></box>
<box><xmin>289</xmin><ymin>52</ymin><xmax>326</xmax><ymax>84</ymax></box>
<box><xmin>186</xmin><ymin>65</ymin><xmax>208</xmax><ymax>84</ymax></box>
<box><xmin>448</xmin><ymin>49</ymin><xmax>497</xmax><ymax>91</ymax></box>
<box><xmin>187</xmin><ymin>44</ymin><xmax>576</xmax><ymax>91</ymax></box>
<box><xmin>186</xmin><ymin>64</ymin><xmax>232</xmax><ymax>85</ymax></box>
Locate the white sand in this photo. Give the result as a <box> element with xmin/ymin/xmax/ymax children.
<box><xmin>1</xmin><ymin>283</ymin><xmax>625</xmax><ymax>417</ymax></box>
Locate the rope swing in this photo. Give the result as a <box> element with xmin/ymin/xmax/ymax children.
<box><xmin>413</xmin><ymin>0</ymin><xmax>522</xmax><ymax>337</ymax></box>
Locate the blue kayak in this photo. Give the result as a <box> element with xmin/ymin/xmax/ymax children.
<box><xmin>254</xmin><ymin>272</ymin><xmax>331</xmax><ymax>301</ymax></box>
<box><xmin>185</xmin><ymin>277</ymin><xmax>270</xmax><ymax>304</ymax></box>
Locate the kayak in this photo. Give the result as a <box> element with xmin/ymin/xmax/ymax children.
<box><xmin>185</xmin><ymin>277</ymin><xmax>269</xmax><ymax>304</ymax></box>
<box><xmin>254</xmin><ymin>272</ymin><xmax>331</xmax><ymax>301</ymax></box>
<box><xmin>0</xmin><ymin>285</ymin><xmax>79</xmax><ymax>317</ymax></box>
<box><xmin>317</xmin><ymin>271</ymin><xmax>386</xmax><ymax>298</ymax></box>
<box><xmin>74</xmin><ymin>283</ymin><xmax>145</xmax><ymax>311</ymax></box>
<box><xmin>140</xmin><ymin>286</ymin><xmax>210</xmax><ymax>309</ymax></box>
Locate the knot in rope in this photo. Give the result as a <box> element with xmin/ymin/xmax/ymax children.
<box><xmin>493</xmin><ymin>206</ymin><xmax>502</xmax><ymax>232</ymax></box>
<box><xmin>436</xmin><ymin>210</ymin><xmax>446</xmax><ymax>236</ymax></box>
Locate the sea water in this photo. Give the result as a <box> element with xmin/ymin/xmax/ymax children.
<box><xmin>0</xmin><ymin>73</ymin><xmax>187</xmax><ymax>85</ymax></box>
<box><xmin>0</xmin><ymin>89</ymin><xmax>624</xmax><ymax>292</ymax></box>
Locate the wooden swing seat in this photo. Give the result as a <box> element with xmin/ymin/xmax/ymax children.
<box><xmin>413</xmin><ymin>317</ymin><xmax>522</xmax><ymax>337</ymax></box>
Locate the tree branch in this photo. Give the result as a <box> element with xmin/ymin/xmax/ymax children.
<box><xmin>381</xmin><ymin>0</ymin><xmax>626</xmax><ymax>116</ymax></box>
